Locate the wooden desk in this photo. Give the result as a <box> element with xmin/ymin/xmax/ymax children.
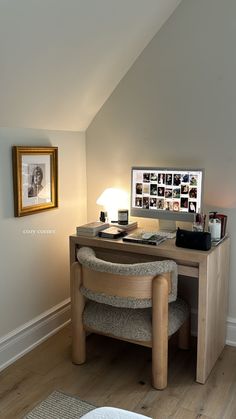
<box><xmin>70</xmin><ymin>234</ymin><xmax>230</xmax><ymax>384</ymax></box>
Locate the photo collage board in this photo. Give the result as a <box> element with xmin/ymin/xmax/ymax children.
<box><xmin>132</xmin><ymin>169</ymin><xmax>203</xmax><ymax>214</ymax></box>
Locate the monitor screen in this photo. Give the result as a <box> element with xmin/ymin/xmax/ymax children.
<box><xmin>131</xmin><ymin>167</ymin><xmax>204</xmax><ymax>222</ymax></box>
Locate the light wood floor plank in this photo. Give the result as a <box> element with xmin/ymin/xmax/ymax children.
<box><xmin>0</xmin><ymin>325</ymin><xmax>236</xmax><ymax>419</ymax></box>
<box><xmin>173</xmin><ymin>407</ymin><xmax>213</xmax><ymax>419</ymax></box>
<box><xmin>180</xmin><ymin>346</ymin><xmax>236</xmax><ymax>418</ymax></box>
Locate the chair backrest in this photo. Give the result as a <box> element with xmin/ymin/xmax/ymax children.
<box><xmin>77</xmin><ymin>247</ymin><xmax>178</xmax><ymax>308</ymax></box>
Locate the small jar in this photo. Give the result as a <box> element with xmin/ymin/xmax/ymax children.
<box><xmin>118</xmin><ymin>209</ymin><xmax>129</xmax><ymax>225</ymax></box>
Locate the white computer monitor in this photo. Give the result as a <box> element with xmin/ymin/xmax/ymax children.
<box><xmin>130</xmin><ymin>167</ymin><xmax>204</xmax><ymax>222</ymax></box>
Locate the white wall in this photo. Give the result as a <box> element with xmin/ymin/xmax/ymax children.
<box><xmin>86</xmin><ymin>0</ymin><xmax>236</xmax><ymax>323</ymax></box>
<box><xmin>0</xmin><ymin>0</ymin><xmax>181</xmax><ymax>131</ymax></box>
<box><xmin>0</xmin><ymin>129</ymin><xmax>86</xmax><ymax>342</ymax></box>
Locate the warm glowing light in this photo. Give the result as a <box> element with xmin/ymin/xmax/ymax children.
<box><xmin>96</xmin><ymin>188</ymin><xmax>129</xmax><ymax>221</ymax></box>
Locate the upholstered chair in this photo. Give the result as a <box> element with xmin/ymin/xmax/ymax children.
<box><xmin>71</xmin><ymin>247</ymin><xmax>190</xmax><ymax>390</ymax></box>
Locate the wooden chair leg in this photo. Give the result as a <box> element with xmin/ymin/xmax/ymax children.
<box><xmin>178</xmin><ymin>315</ymin><xmax>190</xmax><ymax>350</ymax></box>
<box><xmin>70</xmin><ymin>262</ymin><xmax>86</xmax><ymax>364</ymax></box>
<box><xmin>152</xmin><ymin>275</ymin><xmax>169</xmax><ymax>390</ymax></box>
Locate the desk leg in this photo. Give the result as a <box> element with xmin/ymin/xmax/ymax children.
<box><xmin>70</xmin><ymin>262</ymin><xmax>86</xmax><ymax>364</ymax></box>
<box><xmin>197</xmin><ymin>239</ymin><xmax>230</xmax><ymax>383</ymax></box>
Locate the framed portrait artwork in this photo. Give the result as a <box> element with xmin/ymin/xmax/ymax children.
<box><xmin>12</xmin><ymin>146</ymin><xmax>58</xmax><ymax>217</ymax></box>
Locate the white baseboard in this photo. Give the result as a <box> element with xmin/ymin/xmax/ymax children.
<box><xmin>226</xmin><ymin>317</ymin><xmax>236</xmax><ymax>347</ymax></box>
<box><xmin>0</xmin><ymin>299</ymin><xmax>71</xmax><ymax>372</ymax></box>
<box><xmin>191</xmin><ymin>310</ymin><xmax>236</xmax><ymax>346</ymax></box>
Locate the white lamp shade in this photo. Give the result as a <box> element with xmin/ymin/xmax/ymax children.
<box><xmin>96</xmin><ymin>188</ymin><xmax>128</xmax><ymax>209</ymax></box>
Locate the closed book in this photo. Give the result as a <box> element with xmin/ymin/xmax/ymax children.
<box><xmin>76</xmin><ymin>221</ymin><xmax>109</xmax><ymax>236</ymax></box>
<box><xmin>123</xmin><ymin>232</ymin><xmax>166</xmax><ymax>246</ymax></box>
<box><xmin>109</xmin><ymin>221</ymin><xmax>137</xmax><ymax>231</ymax></box>
<box><xmin>99</xmin><ymin>227</ymin><xmax>127</xmax><ymax>239</ymax></box>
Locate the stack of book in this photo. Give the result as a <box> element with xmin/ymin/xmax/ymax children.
<box><xmin>76</xmin><ymin>221</ymin><xmax>109</xmax><ymax>237</ymax></box>
<box><xmin>109</xmin><ymin>221</ymin><xmax>137</xmax><ymax>231</ymax></box>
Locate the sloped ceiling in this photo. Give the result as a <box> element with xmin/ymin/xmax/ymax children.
<box><xmin>0</xmin><ymin>0</ymin><xmax>182</xmax><ymax>131</ymax></box>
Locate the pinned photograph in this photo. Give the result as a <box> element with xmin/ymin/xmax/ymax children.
<box><xmin>165</xmin><ymin>174</ymin><xmax>173</xmax><ymax>185</ymax></box>
<box><xmin>135</xmin><ymin>197</ymin><xmax>143</xmax><ymax>207</ymax></box>
<box><xmin>189</xmin><ymin>187</ymin><xmax>197</xmax><ymax>198</ymax></box>
<box><xmin>173</xmin><ymin>188</ymin><xmax>180</xmax><ymax>198</ymax></box>
<box><xmin>150</xmin><ymin>198</ymin><xmax>157</xmax><ymax>207</ymax></box>
<box><xmin>190</xmin><ymin>175</ymin><xmax>198</xmax><ymax>186</ymax></box>
<box><xmin>143</xmin><ymin>184</ymin><xmax>150</xmax><ymax>194</ymax></box>
<box><xmin>158</xmin><ymin>173</ymin><xmax>165</xmax><ymax>184</ymax></box>
<box><xmin>136</xmin><ymin>183</ymin><xmax>143</xmax><ymax>195</ymax></box>
<box><xmin>157</xmin><ymin>187</ymin><xmax>165</xmax><ymax>197</ymax></box>
<box><xmin>157</xmin><ymin>199</ymin><xmax>164</xmax><ymax>209</ymax></box>
<box><xmin>150</xmin><ymin>173</ymin><xmax>157</xmax><ymax>181</ymax></box>
<box><xmin>173</xmin><ymin>174</ymin><xmax>181</xmax><ymax>186</ymax></box>
<box><xmin>173</xmin><ymin>201</ymin><xmax>180</xmax><ymax>211</ymax></box>
<box><xmin>143</xmin><ymin>197</ymin><xmax>149</xmax><ymax>208</ymax></box>
<box><xmin>180</xmin><ymin>197</ymin><xmax>189</xmax><ymax>209</ymax></box>
<box><xmin>143</xmin><ymin>173</ymin><xmax>150</xmax><ymax>182</ymax></box>
<box><xmin>181</xmin><ymin>184</ymin><xmax>189</xmax><ymax>195</ymax></box>
<box><xmin>189</xmin><ymin>201</ymin><xmax>197</xmax><ymax>213</ymax></box>
<box><xmin>150</xmin><ymin>184</ymin><xmax>157</xmax><ymax>195</ymax></box>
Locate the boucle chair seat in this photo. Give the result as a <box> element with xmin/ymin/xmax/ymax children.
<box><xmin>83</xmin><ymin>299</ymin><xmax>189</xmax><ymax>342</ymax></box>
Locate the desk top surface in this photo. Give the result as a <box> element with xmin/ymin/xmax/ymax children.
<box><xmin>70</xmin><ymin>233</ymin><xmax>229</xmax><ymax>264</ymax></box>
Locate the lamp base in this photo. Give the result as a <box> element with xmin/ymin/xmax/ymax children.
<box><xmin>99</xmin><ymin>211</ymin><xmax>107</xmax><ymax>223</ymax></box>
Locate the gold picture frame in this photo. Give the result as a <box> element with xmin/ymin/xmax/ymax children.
<box><xmin>12</xmin><ymin>146</ymin><xmax>58</xmax><ymax>217</ymax></box>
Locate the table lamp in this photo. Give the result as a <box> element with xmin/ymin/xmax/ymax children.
<box><xmin>96</xmin><ymin>188</ymin><xmax>128</xmax><ymax>223</ymax></box>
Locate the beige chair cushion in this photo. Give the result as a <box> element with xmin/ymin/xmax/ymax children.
<box><xmin>83</xmin><ymin>298</ymin><xmax>189</xmax><ymax>341</ymax></box>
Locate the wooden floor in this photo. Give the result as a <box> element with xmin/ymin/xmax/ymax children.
<box><xmin>0</xmin><ymin>325</ymin><xmax>236</xmax><ymax>419</ymax></box>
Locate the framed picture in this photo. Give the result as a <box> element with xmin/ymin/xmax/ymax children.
<box><xmin>12</xmin><ymin>146</ymin><xmax>58</xmax><ymax>217</ymax></box>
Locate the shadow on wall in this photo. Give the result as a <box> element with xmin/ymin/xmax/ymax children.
<box><xmin>0</xmin><ymin>129</ymin><xmax>51</xmax><ymax>219</ymax></box>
